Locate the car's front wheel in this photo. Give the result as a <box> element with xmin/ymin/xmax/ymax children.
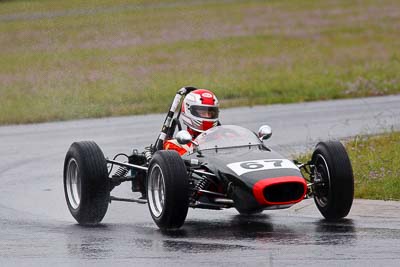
<box><xmin>311</xmin><ymin>141</ymin><xmax>354</xmax><ymax>220</ymax></box>
<box><xmin>63</xmin><ymin>141</ymin><xmax>110</xmax><ymax>225</ymax></box>
<box><xmin>147</xmin><ymin>150</ymin><xmax>189</xmax><ymax>229</ymax></box>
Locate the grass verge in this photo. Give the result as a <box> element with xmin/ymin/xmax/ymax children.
<box><xmin>347</xmin><ymin>131</ymin><xmax>400</xmax><ymax>200</ymax></box>
<box><xmin>1</xmin><ymin>0</ymin><xmax>400</xmax><ymax>124</ymax></box>
<box><xmin>300</xmin><ymin>131</ymin><xmax>400</xmax><ymax>200</ymax></box>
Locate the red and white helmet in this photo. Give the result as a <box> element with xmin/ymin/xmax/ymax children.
<box><xmin>181</xmin><ymin>89</ymin><xmax>219</xmax><ymax>133</ymax></box>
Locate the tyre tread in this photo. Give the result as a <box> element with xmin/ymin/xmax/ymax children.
<box><xmin>63</xmin><ymin>141</ymin><xmax>109</xmax><ymax>225</ymax></box>
<box><xmin>312</xmin><ymin>141</ymin><xmax>354</xmax><ymax>219</ymax></box>
<box><xmin>148</xmin><ymin>150</ymin><xmax>189</xmax><ymax>229</ymax></box>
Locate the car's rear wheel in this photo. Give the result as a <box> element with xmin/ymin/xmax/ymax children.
<box><xmin>63</xmin><ymin>141</ymin><xmax>110</xmax><ymax>225</ymax></box>
<box><xmin>147</xmin><ymin>150</ymin><xmax>189</xmax><ymax>229</ymax></box>
<box><xmin>311</xmin><ymin>141</ymin><xmax>354</xmax><ymax>220</ymax></box>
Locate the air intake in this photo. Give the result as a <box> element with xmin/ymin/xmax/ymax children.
<box><xmin>253</xmin><ymin>176</ymin><xmax>307</xmax><ymax>206</ymax></box>
<box><xmin>263</xmin><ymin>182</ymin><xmax>305</xmax><ymax>203</ymax></box>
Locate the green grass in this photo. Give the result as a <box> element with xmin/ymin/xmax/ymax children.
<box><xmin>347</xmin><ymin>131</ymin><xmax>400</xmax><ymax>200</ymax></box>
<box><xmin>1</xmin><ymin>0</ymin><xmax>400</xmax><ymax>124</ymax></box>
<box><xmin>299</xmin><ymin>132</ymin><xmax>400</xmax><ymax>200</ymax></box>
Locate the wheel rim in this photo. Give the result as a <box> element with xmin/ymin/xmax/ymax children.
<box><xmin>313</xmin><ymin>154</ymin><xmax>331</xmax><ymax>208</ymax></box>
<box><xmin>66</xmin><ymin>158</ymin><xmax>81</xmax><ymax>210</ymax></box>
<box><xmin>147</xmin><ymin>164</ymin><xmax>166</xmax><ymax>218</ymax></box>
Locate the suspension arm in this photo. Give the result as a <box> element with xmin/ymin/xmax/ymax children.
<box><xmin>107</xmin><ymin>158</ymin><xmax>216</xmax><ymax>178</ymax></box>
<box><xmin>107</xmin><ymin>159</ymin><xmax>148</xmax><ymax>171</ymax></box>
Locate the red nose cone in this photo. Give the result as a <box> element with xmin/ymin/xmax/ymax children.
<box><xmin>253</xmin><ymin>176</ymin><xmax>307</xmax><ymax>206</ymax></box>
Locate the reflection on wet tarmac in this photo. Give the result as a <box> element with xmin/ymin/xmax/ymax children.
<box><xmin>314</xmin><ymin>219</ymin><xmax>356</xmax><ymax>246</ymax></box>
<box><xmin>66</xmin><ymin>225</ymin><xmax>114</xmax><ymax>259</ymax></box>
<box><xmin>64</xmin><ymin>214</ymin><xmax>360</xmax><ymax>260</ymax></box>
<box><xmin>1</xmin><ymin>207</ymin><xmax>400</xmax><ymax>266</ymax></box>
<box><xmin>161</xmin><ymin>240</ymin><xmax>247</xmax><ymax>253</ymax></box>
<box><xmin>163</xmin><ymin>214</ymin><xmax>274</xmax><ymax>240</ymax></box>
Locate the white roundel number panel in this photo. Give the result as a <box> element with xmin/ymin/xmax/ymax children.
<box><xmin>227</xmin><ymin>159</ymin><xmax>299</xmax><ymax>176</ymax></box>
<box><xmin>202</xmin><ymin>93</ymin><xmax>213</xmax><ymax>98</ymax></box>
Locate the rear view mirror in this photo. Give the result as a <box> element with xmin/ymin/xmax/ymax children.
<box><xmin>258</xmin><ymin>125</ymin><xmax>272</xmax><ymax>141</ymax></box>
<box><xmin>176</xmin><ymin>130</ymin><xmax>192</xmax><ymax>145</ymax></box>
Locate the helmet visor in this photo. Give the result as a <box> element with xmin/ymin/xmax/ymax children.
<box><xmin>190</xmin><ymin>106</ymin><xmax>219</xmax><ymax>119</ymax></box>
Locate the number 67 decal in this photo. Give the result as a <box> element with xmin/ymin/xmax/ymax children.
<box><xmin>227</xmin><ymin>159</ymin><xmax>299</xmax><ymax>176</ymax></box>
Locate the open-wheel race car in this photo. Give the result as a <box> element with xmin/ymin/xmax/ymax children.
<box><xmin>63</xmin><ymin>87</ymin><xmax>354</xmax><ymax>230</ymax></box>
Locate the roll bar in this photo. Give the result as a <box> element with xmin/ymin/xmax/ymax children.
<box><xmin>153</xmin><ymin>86</ymin><xmax>197</xmax><ymax>151</ymax></box>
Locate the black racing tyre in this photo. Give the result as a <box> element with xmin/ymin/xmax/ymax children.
<box><xmin>311</xmin><ymin>141</ymin><xmax>354</xmax><ymax>220</ymax></box>
<box><xmin>63</xmin><ymin>141</ymin><xmax>110</xmax><ymax>225</ymax></box>
<box><xmin>236</xmin><ymin>208</ymin><xmax>264</xmax><ymax>215</ymax></box>
<box><xmin>147</xmin><ymin>150</ymin><xmax>189</xmax><ymax>230</ymax></box>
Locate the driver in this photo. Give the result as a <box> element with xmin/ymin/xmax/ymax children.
<box><xmin>164</xmin><ymin>89</ymin><xmax>219</xmax><ymax>155</ymax></box>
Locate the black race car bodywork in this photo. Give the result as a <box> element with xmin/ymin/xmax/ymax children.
<box><xmin>63</xmin><ymin>87</ymin><xmax>354</xmax><ymax>230</ymax></box>
<box><xmin>182</xmin><ymin>125</ymin><xmax>308</xmax><ymax>214</ymax></box>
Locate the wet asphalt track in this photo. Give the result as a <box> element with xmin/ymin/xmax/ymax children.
<box><xmin>0</xmin><ymin>95</ymin><xmax>400</xmax><ymax>266</ymax></box>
